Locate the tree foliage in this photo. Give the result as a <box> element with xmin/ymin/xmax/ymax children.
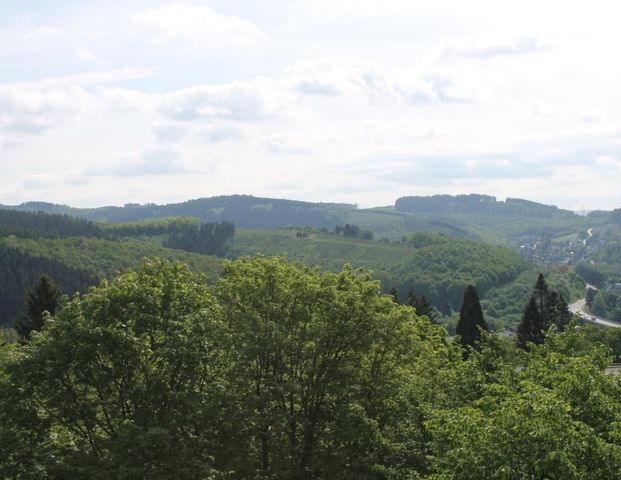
<box><xmin>1</xmin><ymin>260</ymin><xmax>232</xmax><ymax>479</ymax></box>
<box><xmin>517</xmin><ymin>274</ymin><xmax>572</xmax><ymax>348</ymax></box>
<box><xmin>427</xmin><ymin>328</ymin><xmax>621</xmax><ymax>479</ymax></box>
<box><xmin>0</xmin><ymin>209</ymin><xmax>102</xmax><ymax>239</ymax></box>
<box><xmin>333</xmin><ymin>223</ymin><xmax>374</xmax><ymax>240</ymax></box>
<box><xmin>456</xmin><ymin>285</ymin><xmax>487</xmax><ymax>351</ymax></box>
<box><xmin>405</xmin><ymin>288</ymin><xmax>437</xmax><ymax>323</ymax></box>
<box><xmin>1</xmin><ymin>257</ymin><xmax>620</xmax><ymax>478</ymax></box>
<box><xmin>13</xmin><ymin>276</ymin><xmax>62</xmax><ymax>341</ymax></box>
<box><xmin>163</xmin><ymin>220</ymin><xmax>235</xmax><ymax>257</ymax></box>
<box><xmin>0</xmin><ymin>256</ymin><xmax>454</xmax><ymax>479</ymax></box>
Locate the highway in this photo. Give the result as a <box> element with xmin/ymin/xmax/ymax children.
<box><xmin>569</xmin><ymin>299</ymin><xmax>621</xmax><ymax>329</ymax></box>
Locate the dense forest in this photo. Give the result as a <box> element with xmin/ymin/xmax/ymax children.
<box><xmin>1</xmin><ymin>195</ymin><xmax>621</xmax><ymax>477</ymax></box>
<box><xmin>1</xmin><ymin>193</ymin><xmax>595</xmax><ymax>244</ymax></box>
<box><xmin>1</xmin><ymin>257</ymin><xmax>620</xmax><ymax>479</ymax></box>
<box><xmin>0</xmin><ymin>206</ymin><xmax>591</xmax><ymax>330</ymax></box>
<box><xmin>0</xmin><ymin>212</ymin><xmax>226</xmax><ymax>326</ymax></box>
<box><xmin>0</xmin><ymin>243</ymin><xmax>98</xmax><ymax>323</ymax></box>
<box><xmin>163</xmin><ymin>221</ymin><xmax>235</xmax><ymax>256</ymax></box>
<box><xmin>394</xmin><ymin>194</ymin><xmax>574</xmax><ymax>217</ymax></box>
<box><xmin>0</xmin><ymin>209</ymin><xmax>102</xmax><ymax>239</ymax></box>
<box><xmin>2</xmin><ymin>196</ymin><xmax>351</xmax><ymax>228</ymax></box>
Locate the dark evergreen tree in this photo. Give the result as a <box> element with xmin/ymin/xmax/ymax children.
<box><xmin>388</xmin><ymin>286</ymin><xmax>398</xmax><ymax>302</ymax></box>
<box><xmin>14</xmin><ymin>275</ymin><xmax>62</xmax><ymax>340</ymax></box>
<box><xmin>554</xmin><ymin>293</ymin><xmax>572</xmax><ymax>332</ymax></box>
<box><xmin>518</xmin><ymin>274</ymin><xmax>572</xmax><ymax>348</ymax></box>
<box><xmin>533</xmin><ymin>273</ymin><xmax>549</xmax><ymax>319</ymax></box>
<box><xmin>332</xmin><ymin>223</ymin><xmax>372</xmax><ymax>240</ymax></box>
<box><xmin>545</xmin><ymin>291</ymin><xmax>571</xmax><ymax>331</ymax></box>
<box><xmin>517</xmin><ymin>296</ymin><xmax>545</xmax><ymax>348</ymax></box>
<box><xmin>586</xmin><ymin>287</ymin><xmax>598</xmax><ymax>307</ymax></box>
<box><xmin>163</xmin><ymin>221</ymin><xmax>235</xmax><ymax>257</ymax></box>
<box><xmin>406</xmin><ymin>288</ymin><xmax>437</xmax><ymax>323</ymax></box>
<box><xmin>456</xmin><ymin>285</ymin><xmax>487</xmax><ymax>351</ymax></box>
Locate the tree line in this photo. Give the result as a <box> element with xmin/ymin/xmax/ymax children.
<box><xmin>162</xmin><ymin>221</ymin><xmax>235</xmax><ymax>257</ymax></box>
<box><xmin>332</xmin><ymin>223</ymin><xmax>374</xmax><ymax>240</ymax></box>
<box><xmin>0</xmin><ymin>209</ymin><xmax>236</xmax><ymax>258</ymax></box>
<box><xmin>0</xmin><ymin>209</ymin><xmax>102</xmax><ymax>239</ymax></box>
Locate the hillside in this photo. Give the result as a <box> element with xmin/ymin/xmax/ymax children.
<box><xmin>230</xmin><ymin>229</ymin><xmax>527</xmax><ymax>313</ymax></box>
<box><xmin>0</xmin><ymin>208</ymin><xmax>531</xmax><ymax>328</ymax></box>
<box><xmin>395</xmin><ymin>194</ymin><xmax>575</xmax><ymax>217</ymax></box>
<box><xmin>3</xmin><ymin>196</ymin><xmax>354</xmax><ymax>229</ymax></box>
<box><xmin>0</xmin><ymin>235</ymin><xmax>221</xmax><ymax>325</ymax></box>
<box><xmin>2</xmin><ymin>193</ymin><xmax>603</xmax><ymax>246</ymax></box>
<box><xmin>1</xmin><ymin>194</ymin><xmax>611</xmax><ymax>330</ymax></box>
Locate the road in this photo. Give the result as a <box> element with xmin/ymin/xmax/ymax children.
<box><xmin>569</xmin><ymin>299</ymin><xmax>621</xmax><ymax>329</ymax></box>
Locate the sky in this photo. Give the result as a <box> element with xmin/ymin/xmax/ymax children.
<box><xmin>1</xmin><ymin>0</ymin><xmax>621</xmax><ymax>210</ymax></box>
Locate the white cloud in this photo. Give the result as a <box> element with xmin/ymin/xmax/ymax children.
<box><xmin>0</xmin><ymin>86</ymin><xmax>87</xmax><ymax>136</ymax></box>
<box><xmin>21</xmin><ymin>27</ymin><xmax>62</xmax><ymax>40</ymax></box>
<box><xmin>75</xmin><ymin>48</ymin><xmax>98</xmax><ymax>62</ymax></box>
<box><xmin>263</xmin><ymin>135</ymin><xmax>311</xmax><ymax>154</ymax></box>
<box><xmin>0</xmin><ymin>68</ymin><xmax>155</xmax><ymax>89</ymax></box>
<box><xmin>285</xmin><ymin>58</ymin><xmax>392</xmax><ymax>96</ymax></box>
<box><xmin>133</xmin><ymin>3</ymin><xmax>267</xmax><ymax>45</ymax></box>
<box><xmin>3</xmin><ymin>1</ymin><xmax>621</xmax><ymax>210</ymax></box>
<box><xmin>302</xmin><ymin>0</ymin><xmax>451</xmax><ymax>18</ymax></box>
<box><xmin>21</xmin><ymin>174</ymin><xmax>59</xmax><ymax>190</ymax></box>
<box><xmin>82</xmin><ymin>147</ymin><xmax>187</xmax><ymax>178</ymax></box>
<box><xmin>440</xmin><ymin>36</ymin><xmax>550</xmax><ymax>61</ymax></box>
<box><xmin>159</xmin><ymin>79</ymin><xmax>293</xmax><ymax>122</ymax></box>
<box><xmin>285</xmin><ymin>58</ymin><xmax>479</xmax><ymax>104</ymax></box>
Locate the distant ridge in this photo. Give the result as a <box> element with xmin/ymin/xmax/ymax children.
<box><xmin>3</xmin><ymin>194</ymin><xmax>616</xmax><ymax>238</ymax></box>
<box><xmin>395</xmin><ymin>194</ymin><xmax>575</xmax><ymax>217</ymax></box>
<box><xmin>1</xmin><ymin>195</ymin><xmax>355</xmax><ymax>229</ymax></box>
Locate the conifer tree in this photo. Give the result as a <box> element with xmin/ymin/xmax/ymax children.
<box><xmin>14</xmin><ymin>275</ymin><xmax>61</xmax><ymax>340</ymax></box>
<box><xmin>405</xmin><ymin>288</ymin><xmax>437</xmax><ymax>323</ymax></box>
<box><xmin>517</xmin><ymin>274</ymin><xmax>572</xmax><ymax>348</ymax></box>
<box><xmin>388</xmin><ymin>287</ymin><xmax>399</xmax><ymax>302</ymax></box>
<box><xmin>517</xmin><ymin>297</ymin><xmax>545</xmax><ymax>348</ymax></box>
<box><xmin>534</xmin><ymin>273</ymin><xmax>549</xmax><ymax>319</ymax></box>
<box><xmin>544</xmin><ymin>291</ymin><xmax>571</xmax><ymax>331</ymax></box>
<box><xmin>456</xmin><ymin>285</ymin><xmax>487</xmax><ymax>351</ymax></box>
<box><xmin>555</xmin><ymin>294</ymin><xmax>572</xmax><ymax>331</ymax></box>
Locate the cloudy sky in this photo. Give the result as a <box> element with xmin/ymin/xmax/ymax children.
<box><xmin>1</xmin><ymin>0</ymin><xmax>621</xmax><ymax>210</ymax></box>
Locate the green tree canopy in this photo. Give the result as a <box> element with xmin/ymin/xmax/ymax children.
<box><xmin>0</xmin><ymin>256</ymin><xmax>453</xmax><ymax>479</ymax></box>
<box><xmin>427</xmin><ymin>327</ymin><xmax>621</xmax><ymax>479</ymax></box>
<box><xmin>1</xmin><ymin>260</ymin><xmax>232</xmax><ymax>479</ymax></box>
<box><xmin>216</xmin><ymin>255</ymin><xmax>449</xmax><ymax>479</ymax></box>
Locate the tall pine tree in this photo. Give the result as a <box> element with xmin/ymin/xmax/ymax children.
<box><xmin>534</xmin><ymin>273</ymin><xmax>548</xmax><ymax>318</ymax></box>
<box><xmin>456</xmin><ymin>285</ymin><xmax>487</xmax><ymax>352</ymax></box>
<box><xmin>14</xmin><ymin>275</ymin><xmax>62</xmax><ymax>341</ymax></box>
<box><xmin>517</xmin><ymin>273</ymin><xmax>572</xmax><ymax>348</ymax></box>
<box><xmin>388</xmin><ymin>286</ymin><xmax>399</xmax><ymax>302</ymax></box>
<box><xmin>405</xmin><ymin>288</ymin><xmax>437</xmax><ymax>323</ymax></box>
<box><xmin>517</xmin><ymin>296</ymin><xmax>545</xmax><ymax>348</ymax></box>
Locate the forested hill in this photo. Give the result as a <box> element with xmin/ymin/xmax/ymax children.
<box><xmin>3</xmin><ymin>196</ymin><xmax>354</xmax><ymax>228</ymax></box>
<box><xmin>395</xmin><ymin>194</ymin><xmax>576</xmax><ymax>217</ymax></box>
<box><xmin>0</xmin><ymin>207</ymin><xmax>545</xmax><ymax>330</ymax></box>
<box><xmin>4</xmin><ymin>194</ymin><xmax>603</xmax><ymax>245</ymax></box>
<box><xmin>0</xmin><ymin>209</ymin><xmax>102</xmax><ymax>238</ymax></box>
